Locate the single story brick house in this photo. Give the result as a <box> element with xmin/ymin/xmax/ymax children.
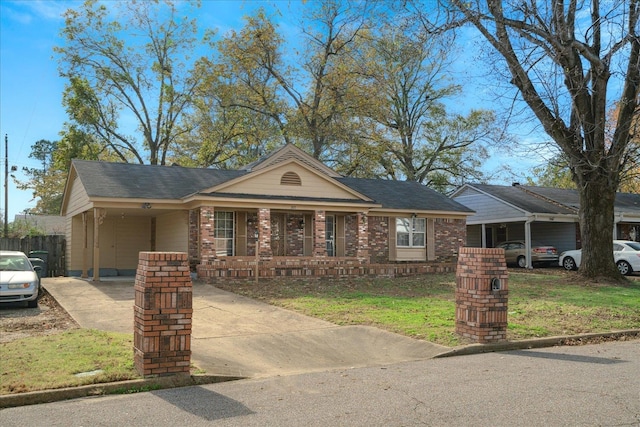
<box><xmin>451</xmin><ymin>183</ymin><xmax>640</xmax><ymax>267</ymax></box>
<box><xmin>61</xmin><ymin>144</ymin><xmax>473</xmax><ymax>281</ymax></box>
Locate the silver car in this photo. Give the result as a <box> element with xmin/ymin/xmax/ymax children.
<box><xmin>495</xmin><ymin>240</ymin><xmax>559</xmax><ymax>267</ymax></box>
<box><xmin>0</xmin><ymin>251</ymin><xmax>41</xmax><ymax>308</ymax></box>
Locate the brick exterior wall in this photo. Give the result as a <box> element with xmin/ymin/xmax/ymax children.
<box><xmin>368</xmin><ymin>216</ymin><xmax>389</xmax><ymax>263</ymax></box>
<box><xmin>434</xmin><ymin>218</ymin><xmax>467</xmax><ymax>261</ymax></box>
<box><xmin>197</xmin><ymin>257</ymin><xmax>456</xmax><ymax>282</ymax></box>
<box><xmin>200</xmin><ymin>207</ymin><xmax>215</xmax><ymax>262</ymax></box>
<box><xmin>286</xmin><ymin>213</ymin><xmax>305</xmax><ymax>256</ymax></box>
<box><xmin>188</xmin><ymin>209</ymin><xmax>200</xmax><ymax>271</ymax></box>
<box><xmin>134</xmin><ymin>252</ymin><xmax>192</xmax><ymax>377</ymax></box>
<box><xmin>345</xmin><ymin>214</ymin><xmax>358</xmax><ymax>257</ymax></box>
<box><xmin>313</xmin><ymin>210</ymin><xmax>327</xmax><ymax>257</ymax></box>
<box><xmin>356</xmin><ymin>212</ymin><xmax>369</xmax><ymax>261</ymax></box>
<box><xmin>455</xmin><ymin>247</ymin><xmax>508</xmax><ymax>343</ymax></box>
<box><xmin>258</xmin><ymin>208</ymin><xmax>273</xmax><ymax>259</ymax></box>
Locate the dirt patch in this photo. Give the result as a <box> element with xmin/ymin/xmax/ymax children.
<box><xmin>0</xmin><ymin>289</ymin><xmax>79</xmax><ymax>343</ymax></box>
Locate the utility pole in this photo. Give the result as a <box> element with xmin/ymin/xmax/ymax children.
<box><xmin>4</xmin><ymin>134</ymin><xmax>8</xmax><ymax>238</ymax></box>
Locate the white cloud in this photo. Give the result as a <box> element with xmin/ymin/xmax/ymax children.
<box><xmin>4</xmin><ymin>0</ymin><xmax>75</xmax><ymax>23</ymax></box>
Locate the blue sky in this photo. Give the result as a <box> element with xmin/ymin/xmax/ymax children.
<box><xmin>0</xmin><ymin>0</ymin><xmax>543</xmax><ymax>221</ymax></box>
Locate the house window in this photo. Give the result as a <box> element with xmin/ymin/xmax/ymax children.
<box><xmin>396</xmin><ymin>217</ymin><xmax>426</xmax><ymax>247</ymax></box>
<box><xmin>214</xmin><ymin>211</ymin><xmax>234</xmax><ymax>256</ymax></box>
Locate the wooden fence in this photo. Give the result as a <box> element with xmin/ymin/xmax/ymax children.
<box><xmin>0</xmin><ymin>235</ymin><xmax>66</xmax><ymax>277</ymax></box>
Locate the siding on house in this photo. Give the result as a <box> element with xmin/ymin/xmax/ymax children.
<box><xmin>115</xmin><ymin>217</ymin><xmax>151</xmax><ymax>269</ymax></box>
<box><xmin>216</xmin><ymin>162</ymin><xmax>362</xmax><ymax>201</ymax></box>
<box><xmin>453</xmin><ymin>187</ymin><xmax>527</xmax><ymax>224</ymax></box>
<box><xmin>466</xmin><ymin>225</ymin><xmax>482</xmax><ymax>247</ymax></box>
<box><xmin>68</xmin><ymin>215</ymin><xmax>151</xmax><ymax>273</ymax></box>
<box><xmin>156</xmin><ymin>211</ymin><xmax>189</xmax><ymax>253</ymax></box>
<box><xmin>66</xmin><ymin>176</ymin><xmax>92</xmax><ymax>217</ymax></box>
<box><xmin>531</xmin><ymin>221</ymin><xmax>578</xmax><ymax>253</ymax></box>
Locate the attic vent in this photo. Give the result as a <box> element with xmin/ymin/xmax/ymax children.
<box><xmin>281</xmin><ymin>171</ymin><xmax>302</xmax><ymax>186</ymax></box>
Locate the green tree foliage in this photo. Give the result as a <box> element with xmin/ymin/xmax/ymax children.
<box><xmin>195</xmin><ymin>2</ymin><xmax>375</xmax><ymax>168</ymax></box>
<box><xmin>55</xmin><ymin>0</ymin><xmax>204</xmax><ymax>165</ymax></box>
<box><xmin>15</xmin><ymin>140</ymin><xmax>62</xmax><ymax>215</ymax></box>
<box><xmin>16</xmin><ymin>127</ymin><xmax>111</xmax><ymax>214</ymax></box>
<box><xmin>187</xmin><ymin>2</ymin><xmax>493</xmax><ymax>189</ymax></box>
<box><xmin>526</xmin><ymin>154</ymin><xmax>576</xmax><ymax>189</ymax></box>
<box><xmin>351</xmin><ymin>22</ymin><xmax>497</xmax><ymax>191</ymax></box>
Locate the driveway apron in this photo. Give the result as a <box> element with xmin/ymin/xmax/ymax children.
<box><xmin>43</xmin><ymin>277</ymin><xmax>449</xmax><ymax>378</ymax></box>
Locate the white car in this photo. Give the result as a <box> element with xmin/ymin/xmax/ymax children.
<box><xmin>559</xmin><ymin>240</ymin><xmax>640</xmax><ymax>275</ymax></box>
<box><xmin>0</xmin><ymin>251</ymin><xmax>41</xmax><ymax>308</ymax></box>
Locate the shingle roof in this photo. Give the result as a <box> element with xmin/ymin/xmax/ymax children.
<box><xmin>466</xmin><ymin>183</ymin><xmax>640</xmax><ymax>216</ymax></box>
<box><xmin>72</xmin><ymin>160</ymin><xmax>246</xmax><ymax>199</ymax></box>
<box><xmin>71</xmin><ymin>159</ymin><xmax>473</xmax><ymax>213</ymax></box>
<box><xmin>338</xmin><ymin>177</ymin><xmax>474</xmax><ymax>212</ymax></box>
<box><xmin>613</xmin><ymin>192</ymin><xmax>640</xmax><ymax>215</ymax></box>
<box><xmin>468</xmin><ymin>184</ymin><xmax>577</xmax><ymax>215</ymax></box>
<box><xmin>520</xmin><ymin>186</ymin><xmax>581</xmax><ymax>210</ymax></box>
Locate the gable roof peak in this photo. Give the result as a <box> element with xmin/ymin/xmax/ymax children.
<box><xmin>240</xmin><ymin>143</ymin><xmax>341</xmax><ymax>178</ymax></box>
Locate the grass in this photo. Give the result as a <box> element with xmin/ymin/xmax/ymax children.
<box><xmin>0</xmin><ymin>329</ymin><xmax>139</xmax><ymax>395</ymax></box>
<box><xmin>216</xmin><ymin>270</ymin><xmax>640</xmax><ymax>347</ymax></box>
<box><xmin>2</xmin><ymin>269</ymin><xmax>639</xmax><ymax>395</ymax></box>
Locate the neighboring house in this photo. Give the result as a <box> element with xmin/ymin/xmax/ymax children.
<box><xmin>13</xmin><ymin>214</ymin><xmax>66</xmax><ymax>235</ymax></box>
<box><xmin>61</xmin><ymin>144</ymin><xmax>474</xmax><ymax>281</ymax></box>
<box><xmin>451</xmin><ymin>183</ymin><xmax>640</xmax><ymax>267</ymax></box>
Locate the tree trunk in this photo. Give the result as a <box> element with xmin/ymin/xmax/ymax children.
<box><xmin>577</xmin><ymin>174</ymin><xmax>621</xmax><ymax>279</ymax></box>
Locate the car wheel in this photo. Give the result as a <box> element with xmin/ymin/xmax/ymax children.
<box><xmin>617</xmin><ymin>260</ymin><xmax>632</xmax><ymax>276</ymax></box>
<box><xmin>517</xmin><ymin>256</ymin><xmax>527</xmax><ymax>268</ymax></box>
<box><xmin>562</xmin><ymin>257</ymin><xmax>577</xmax><ymax>271</ymax></box>
<box><xmin>27</xmin><ymin>298</ymin><xmax>38</xmax><ymax>308</ymax></box>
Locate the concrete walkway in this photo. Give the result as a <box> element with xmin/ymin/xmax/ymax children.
<box><xmin>43</xmin><ymin>277</ymin><xmax>449</xmax><ymax>378</ymax></box>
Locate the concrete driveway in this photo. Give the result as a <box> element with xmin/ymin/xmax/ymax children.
<box><xmin>43</xmin><ymin>277</ymin><xmax>449</xmax><ymax>378</ymax></box>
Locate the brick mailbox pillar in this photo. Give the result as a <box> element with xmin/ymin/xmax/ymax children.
<box><xmin>134</xmin><ymin>252</ymin><xmax>192</xmax><ymax>377</ymax></box>
<box><xmin>455</xmin><ymin>247</ymin><xmax>508</xmax><ymax>343</ymax></box>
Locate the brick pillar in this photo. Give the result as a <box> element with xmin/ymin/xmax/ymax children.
<box><xmin>313</xmin><ymin>210</ymin><xmax>327</xmax><ymax>257</ymax></box>
<box><xmin>188</xmin><ymin>209</ymin><xmax>200</xmax><ymax>269</ymax></box>
<box><xmin>200</xmin><ymin>207</ymin><xmax>215</xmax><ymax>262</ymax></box>
<box><xmin>258</xmin><ymin>208</ymin><xmax>273</xmax><ymax>259</ymax></box>
<box><xmin>356</xmin><ymin>212</ymin><xmax>369</xmax><ymax>262</ymax></box>
<box><xmin>134</xmin><ymin>252</ymin><xmax>192</xmax><ymax>377</ymax></box>
<box><xmin>455</xmin><ymin>247</ymin><xmax>508</xmax><ymax>343</ymax></box>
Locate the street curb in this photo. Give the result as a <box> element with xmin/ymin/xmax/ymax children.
<box><xmin>0</xmin><ymin>374</ymin><xmax>244</xmax><ymax>409</ymax></box>
<box><xmin>433</xmin><ymin>329</ymin><xmax>640</xmax><ymax>358</ymax></box>
<box><xmin>2</xmin><ymin>331</ymin><xmax>638</xmax><ymax>409</ymax></box>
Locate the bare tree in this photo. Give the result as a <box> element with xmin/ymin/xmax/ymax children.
<box><xmin>438</xmin><ymin>0</ymin><xmax>640</xmax><ymax>279</ymax></box>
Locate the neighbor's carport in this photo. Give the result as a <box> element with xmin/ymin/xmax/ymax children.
<box><xmin>451</xmin><ymin>183</ymin><xmax>579</xmax><ymax>268</ymax></box>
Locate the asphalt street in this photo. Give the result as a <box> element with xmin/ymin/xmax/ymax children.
<box><xmin>1</xmin><ymin>339</ymin><xmax>638</xmax><ymax>427</ymax></box>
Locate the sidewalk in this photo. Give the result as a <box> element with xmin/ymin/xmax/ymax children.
<box><xmin>43</xmin><ymin>277</ymin><xmax>450</xmax><ymax>378</ymax></box>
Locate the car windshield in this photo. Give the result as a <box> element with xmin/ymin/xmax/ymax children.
<box><xmin>0</xmin><ymin>255</ymin><xmax>31</xmax><ymax>271</ymax></box>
